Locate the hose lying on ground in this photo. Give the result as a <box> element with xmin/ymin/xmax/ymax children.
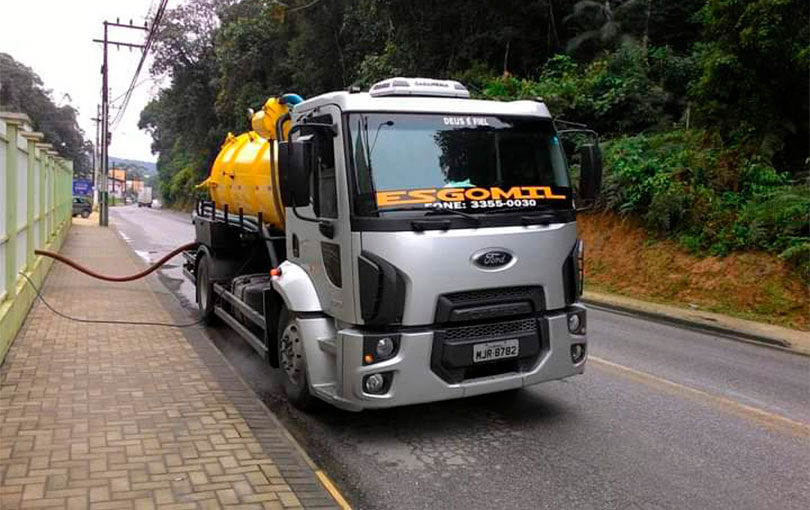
<box><xmin>34</xmin><ymin>241</ymin><xmax>198</xmax><ymax>282</ymax></box>
<box><xmin>20</xmin><ymin>272</ymin><xmax>206</xmax><ymax>328</ymax></box>
<box><xmin>23</xmin><ymin>241</ymin><xmax>204</xmax><ymax>327</ymax></box>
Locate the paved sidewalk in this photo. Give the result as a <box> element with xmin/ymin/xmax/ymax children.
<box><xmin>0</xmin><ymin>219</ymin><xmax>340</xmax><ymax>510</ymax></box>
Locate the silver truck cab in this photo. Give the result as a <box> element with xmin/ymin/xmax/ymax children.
<box><xmin>268</xmin><ymin>78</ymin><xmax>599</xmax><ymax>411</ymax></box>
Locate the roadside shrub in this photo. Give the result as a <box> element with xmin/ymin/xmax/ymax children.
<box><xmin>601</xmin><ymin>129</ymin><xmax>810</xmax><ymax>278</ymax></box>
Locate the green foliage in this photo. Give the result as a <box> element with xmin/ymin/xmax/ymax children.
<box><xmin>482</xmin><ymin>45</ymin><xmax>674</xmax><ymax>135</ymax></box>
<box><xmin>601</xmin><ymin>130</ymin><xmax>810</xmax><ymax>275</ymax></box>
<box><xmin>0</xmin><ymin>53</ymin><xmax>92</xmax><ymax>177</ymax></box>
<box><xmin>691</xmin><ymin>0</ymin><xmax>809</xmax><ymax>168</ymax></box>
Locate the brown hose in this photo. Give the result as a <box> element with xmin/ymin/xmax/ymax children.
<box><xmin>35</xmin><ymin>242</ymin><xmax>198</xmax><ymax>282</ymax></box>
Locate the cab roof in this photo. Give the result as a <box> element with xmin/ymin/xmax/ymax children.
<box><xmin>293</xmin><ymin>91</ymin><xmax>552</xmax><ymax>119</ymax></box>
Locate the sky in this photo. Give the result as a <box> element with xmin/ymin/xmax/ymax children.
<box><xmin>1</xmin><ymin>0</ymin><xmax>166</xmax><ymax>162</ymax></box>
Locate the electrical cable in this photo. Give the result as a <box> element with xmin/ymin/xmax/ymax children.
<box><xmin>19</xmin><ymin>272</ymin><xmax>205</xmax><ymax>328</ymax></box>
<box><xmin>110</xmin><ymin>0</ymin><xmax>169</xmax><ymax>130</ymax></box>
<box><xmin>26</xmin><ymin>239</ymin><xmax>260</xmax><ymax>329</ymax></box>
<box><xmin>34</xmin><ymin>242</ymin><xmax>197</xmax><ymax>282</ymax></box>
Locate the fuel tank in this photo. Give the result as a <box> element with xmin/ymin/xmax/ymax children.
<box><xmin>199</xmin><ymin>95</ymin><xmax>302</xmax><ymax>230</ymax></box>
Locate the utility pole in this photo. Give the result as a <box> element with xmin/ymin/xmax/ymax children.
<box><xmin>91</xmin><ymin>104</ymin><xmax>101</xmax><ymax>211</ymax></box>
<box><xmin>94</xmin><ymin>19</ymin><xmax>147</xmax><ymax>226</ymax></box>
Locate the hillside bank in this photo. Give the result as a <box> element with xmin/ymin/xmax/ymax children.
<box><xmin>580</xmin><ymin>212</ymin><xmax>808</xmax><ymax>331</ymax></box>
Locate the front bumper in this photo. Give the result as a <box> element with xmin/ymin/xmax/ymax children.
<box><xmin>312</xmin><ymin>306</ymin><xmax>587</xmax><ymax>411</ymax></box>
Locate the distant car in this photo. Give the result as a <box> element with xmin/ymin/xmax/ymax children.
<box><xmin>72</xmin><ymin>196</ymin><xmax>92</xmax><ymax>218</ymax></box>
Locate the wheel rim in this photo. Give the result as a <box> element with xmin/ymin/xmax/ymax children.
<box><xmin>279</xmin><ymin>321</ymin><xmax>305</xmax><ymax>386</ymax></box>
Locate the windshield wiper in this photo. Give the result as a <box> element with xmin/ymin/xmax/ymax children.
<box><xmin>374</xmin><ymin>206</ymin><xmax>477</xmax><ymax>221</ymax></box>
<box><xmin>374</xmin><ymin>207</ymin><xmax>430</xmax><ymax>214</ymax></box>
<box><xmin>371</xmin><ymin>206</ymin><xmax>480</xmax><ymax>230</ymax></box>
<box><xmin>425</xmin><ymin>208</ymin><xmax>481</xmax><ymax>225</ymax></box>
<box><xmin>483</xmin><ymin>205</ymin><xmax>558</xmax><ymax>215</ymax></box>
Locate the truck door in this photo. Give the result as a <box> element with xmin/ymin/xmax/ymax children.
<box><xmin>286</xmin><ymin>107</ymin><xmax>356</xmax><ymax>323</ymax></box>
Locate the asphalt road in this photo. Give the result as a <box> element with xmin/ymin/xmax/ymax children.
<box><xmin>110</xmin><ymin>204</ymin><xmax>810</xmax><ymax>510</ymax></box>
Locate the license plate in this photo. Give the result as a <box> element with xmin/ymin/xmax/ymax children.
<box><xmin>473</xmin><ymin>339</ymin><xmax>519</xmax><ymax>363</ymax></box>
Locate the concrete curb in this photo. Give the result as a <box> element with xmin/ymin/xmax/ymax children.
<box><xmin>583</xmin><ymin>291</ymin><xmax>810</xmax><ymax>356</ymax></box>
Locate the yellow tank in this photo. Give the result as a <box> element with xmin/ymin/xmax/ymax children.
<box><xmin>198</xmin><ymin>96</ymin><xmax>300</xmax><ymax>230</ymax></box>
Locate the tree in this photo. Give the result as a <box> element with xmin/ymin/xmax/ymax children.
<box><xmin>691</xmin><ymin>0</ymin><xmax>810</xmax><ymax>170</ymax></box>
<box><xmin>564</xmin><ymin>0</ymin><xmax>649</xmax><ymax>54</ymax></box>
<box><xmin>0</xmin><ymin>53</ymin><xmax>92</xmax><ymax>177</ymax></box>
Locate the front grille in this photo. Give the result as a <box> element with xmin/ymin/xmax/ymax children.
<box><xmin>444</xmin><ymin>286</ymin><xmax>539</xmax><ymax>304</ymax></box>
<box><xmin>443</xmin><ymin>318</ymin><xmax>537</xmax><ymax>342</ymax></box>
<box><xmin>435</xmin><ymin>286</ymin><xmax>546</xmax><ymax>323</ymax></box>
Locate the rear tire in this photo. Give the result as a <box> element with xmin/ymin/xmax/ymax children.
<box><xmin>277</xmin><ymin>307</ymin><xmax>315</xmax><ymax>411</ymax></box>
<box><xmin>196</xmin><ymin>254</ymin><xmax>219</xmax><ymax>325</ymax></box>
<box><xmin>81</xmin><ymin>210</ymin><xmax>90</xmax><ymax>218</ymax></box>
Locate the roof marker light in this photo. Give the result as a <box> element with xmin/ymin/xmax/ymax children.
<box><xmin>369</xmin><ymin>77</ymin><xmax>470</xmax><ymax>98</ymax></box>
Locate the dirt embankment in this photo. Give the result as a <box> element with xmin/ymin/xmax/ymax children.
<box><xmin>579</xmin><ymin>211</ymin><xmax>809</xmax><ymax>331</ymax></box>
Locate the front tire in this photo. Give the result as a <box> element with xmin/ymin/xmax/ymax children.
<box><xmin>81</xmin><ymin>210</ymin><xmax>90</xmax><ymax>218</ymax></box>
<box><xmin>277</xmin><ymin>307</ymin><xmax>315</xmax><ymax>411</ymax></box>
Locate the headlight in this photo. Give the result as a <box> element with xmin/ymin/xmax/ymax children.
<box><xmin>363</xmin><ymin>335</ymin><xmax>400</xmax><ymax>365</ymax></box>
<box><xmin>568</xmin><ymin>314</ymin><xmax>581</xmax><ymax>333</ymax></box>
<box><xmin>375</xmin><ymin>337</ymin><xmax>395</xmax><ymax>359</ymax></box>
<box><xmin>567</xmin><ymin>309</ymin><xmax>586</xmax><ymax>334</ymax></box>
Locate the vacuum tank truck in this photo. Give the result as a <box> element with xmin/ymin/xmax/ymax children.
<box><xmin>184</xmin><ymin>78</ymin><xmax>602</xmax><ymax>411</ymax></box>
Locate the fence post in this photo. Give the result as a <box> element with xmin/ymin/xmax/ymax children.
<box><xmin>47</xmin><ymin>150</ymin><xmax>58</xmax><ymax>238</ymax></box>
<box><xmin>21</xmin><ymin>132</ymin><xmax>43</xmax><ymax>270</ymax></box>
<box><xmin>56</xmin><ymin>159</ymin><xmax>64</xmax><ymax>229</ymax></box>
<box><xmin>65</xmin><ymin>160</ymin><xmax>74</xmax><ymax>226</ymax></box>
<box><xmin>36</xmin><ymin>143</ymin><xmax>52</xmax><ymax>249</ymax></box>
<box><xmin>1</xmin><ymin>113</ymin><xmax>30</xmax><ymax>300</ymax></box>
<box><xmin>58</xmin><ymin>159</ymin><xmax>66</xmax><ymax>226</ymax></box>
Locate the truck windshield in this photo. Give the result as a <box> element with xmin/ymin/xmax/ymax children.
<box><xmin>347</xmin><ymin>113</ymin><xmax>572</xmax><ymax>216</ymax></box>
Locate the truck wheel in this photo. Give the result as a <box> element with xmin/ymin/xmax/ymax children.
<box><xmin>277</xmin><ymin>307</ymin><xmax>315</xmax><ymax>411</ymax></box>
<box><xmin>81</xmin><ymin>210</ymin><xmax>90</xmax><ymax>218</ymax></box>
<box><xmin>196</xmin><ymin>254</ymin><xmax>219</xmax><ymax>325</ymax></box>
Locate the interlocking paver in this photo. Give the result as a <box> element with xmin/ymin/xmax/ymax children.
<box><xmin>1</xmin><ymin>220</ymin><xmax>340</xmax><ymax>509</ymax></box>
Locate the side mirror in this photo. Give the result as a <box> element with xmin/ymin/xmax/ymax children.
<box><xmin>279</xmin><ymin>137</ymin><xmax>312</xmax><ymax>207</ymax></box>
<box><xmin>578</xmin><ymin>143</ymin><xmax>602</xmax><ymax>201</ymax></box>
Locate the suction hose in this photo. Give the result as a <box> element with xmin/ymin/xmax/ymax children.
<box><xmin>34</xmin><ymin>242</ymin><xmax>198</xmax><ymax>282</ymax></box>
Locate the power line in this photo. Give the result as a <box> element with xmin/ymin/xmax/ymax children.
<box><xmin>110</xmin><ymin>0</ymin><xmax>170</xmax><ymax>130</ymax></box>
<box><xmin>110</xmin><ymin>77</ymin><xmax>156</xmax><ymax>104</ymax></box>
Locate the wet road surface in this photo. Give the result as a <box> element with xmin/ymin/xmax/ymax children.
<box><xmin>110</xmin><ymin>205</ymin><xmax>810</xmax><ymax>510</ymax></box>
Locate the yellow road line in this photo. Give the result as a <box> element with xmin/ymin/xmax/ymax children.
<box><xmin>316</xmin><ymin>469</ymin><xmax>353</xmax><ymax>510</ymax></box>
<box><xmin>589</xmin><ymin>355</ymin><xmax>809</xmax><ymax>437</ymax></box>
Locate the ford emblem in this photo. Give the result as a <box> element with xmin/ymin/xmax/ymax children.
<box><xmin>473</xmin><ymin>250</ymin><xmax>514</xmax><ymax>270</ymax></box>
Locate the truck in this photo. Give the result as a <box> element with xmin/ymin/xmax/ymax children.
<box><xmin>183</xmin><ymin>77</ymin><xmax>602</xmax><ymax>411</ymax></box>
<box><xmin>138</xmin><ymin>186</ymin><xmax>153</xmax><ymax>208</ymax></box>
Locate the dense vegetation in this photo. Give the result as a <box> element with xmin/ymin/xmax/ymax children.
<box><xmin>0</xmin><ymin>53</ymin><xmax>93</xmax><ymax>178</ymax></box>
<box><xmin>140</xmin><ymin>0</ymin><xmax>809</xmax><ymax>277</ymax></box>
